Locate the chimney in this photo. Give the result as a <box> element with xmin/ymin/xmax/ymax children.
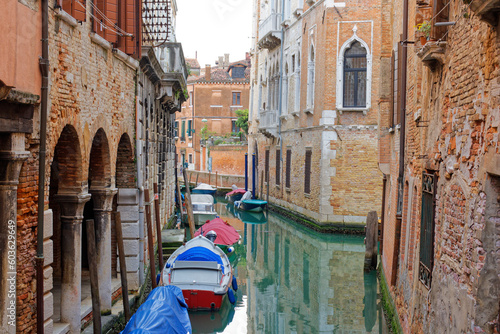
<box><xmin>205</xmin><ymin>64</ymin><xmax>211</xmax><ymax>81</ymax></box>
<box><xmin>195</xmin><ymin>51</ymin><xmax>197</xmax><ymax>59</ymax></box>
<box><xmin>224</xmin><ymin>53</ymin><xmax>230</xmax><ymax>68</ymax></box>
<box><xmin>218</xmin><ymin>56</ymin><xmax>223</xmax><ymax>67</ymax></box>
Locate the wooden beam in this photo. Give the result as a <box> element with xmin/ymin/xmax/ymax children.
<box><xmin>182</xmin><ymin>168</ymin><xmax>196</xmax><ymax>239</ymax></box>
<box><xmin>144</xmin><ymin>189</ymin><xmax>157</xmax><ymax>289</ymax></box>
<box><xmin>114</xmin><ymin>212</ymin><xmax>131</xmax><ymax>322</ymax></box>
<box><xmin>153</xmin><ymin>183</ymin><xmax>164</xmax><ymax>271</ymax></box>
<box><xmin>85</xmin><ymin>219</ymin><xmax>101</xmax><ymax>333</ymax></box>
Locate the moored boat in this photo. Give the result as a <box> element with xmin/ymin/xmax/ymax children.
<box><xmin>225</xmin><ymin>186</ymin><xmax>246</xmax><ymax>203</ymax></box>
<box><xmin>192</xmin><ymin>183</ymin><xmax>217</xmax><ymax>195</ymax></box>
<box><xmin>160</xmin><ymin>234</ymin><xmax>235</xmax><ymax>311</ymax></box>
<box><xmin>236</xmin><ymin>210</ymin><xmax>268</xmax><ymax>224</ymax></box>
<box><xmin>120</xmin><ymin>286</ymin><xmax>191</xmax><ymax>334</ymax></box>
<box><xmin>234</xmin><ymin>191</ymin><xmax>267</xmax><ymax>212</ymax></box>
<box><xmin>190</xmin><ymin>194</ymin><xmax>218</xmax><ymax>225</ymax></box>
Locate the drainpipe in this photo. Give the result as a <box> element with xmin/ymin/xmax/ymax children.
<box><xmin>277</xmin><ymin>0</ymin><xmax>285</xmax><ymax>192</ymax></box>
<box><xmin>136</xmin><ymin>80</ymin><xmax>145</xmax><ymax>285</ymax></box>
<box><xmin>36</xmin><ymin>0</ymin><xmax>49</xmax><ymax>331</ymax></box>
<box><xmin>380</xmin><ymin>174</ymin><xmax>387</xmax><ymax>255</ymax></box>
<box><xmin>393</xmin><ymin>0</ymin><xmax>409</xmax><ymax>285</ymax></box>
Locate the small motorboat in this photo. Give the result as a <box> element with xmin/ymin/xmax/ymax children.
<box><xmin>195</xmin><ymin>218</ymin><xmax>240</xmax><ymax>257</ymax></box>
<box><xmin>225</xmin><ymin>188</ymin><xmax>247</xmax><ymax>203</ymax></box>
<box><xmin>120</xmin><ymin>286</ymin><xmax>191</xmax><ymax>334</ymax></box>
<box><xmin>160</xmin><ymin>234</ymin><xmax>236</xmax><ymax>311</ymax></box>
<box><xmin>234</xmin><ymin>191</ymin><xmax>267</xmax><ymax>212</ymax></box>
<box><xmin>190</xmin><ymin>194</ymin><xmax>218</xmax><ymax>225</ymax></box>
<box><xmin>236</xmin><ymin>210</ymin><xmax>268</xmax><ymax>224</ymax></box>
<box><xmin>192</xmin><ymin>183</ymin><xmax>217</xmax><ymax>195</ymax></box>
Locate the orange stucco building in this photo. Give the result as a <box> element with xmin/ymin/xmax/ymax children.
<box><xmin>177</xmin><ymin>55</ymin><xmax>250</xmax><ymax>178</ymax></box>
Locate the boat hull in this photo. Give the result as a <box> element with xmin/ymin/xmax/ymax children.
<box><xmin>182</xmin><ymin>289</ymin><xmax>225</xmax><ymax>311</ymax></box>
<box><xmin>194</xmin><ymin>212</ymin><xmax>218</xmax><ymax>225</ymax></box>
<box><xmin>237</xmin><ymin>200</ymin><xmax>267</xmax><ymax>212</ymax></box>
<box><xmin>192</xmin><ymin>189</ymin><xmax>216</xmax><ymax>195</ymax></box>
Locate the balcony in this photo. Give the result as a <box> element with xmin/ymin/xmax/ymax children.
<box><xmin>258</xmin><ymin>109</ymin><xmax>278</xmax><ymax>138</ymax></box>
<box><xmin>258</xmin><ymin>13</ymin><xmax>282</xmax><ymax>50</ymax></box>
<box><xmin>470</xmin><ymin>0</ymin><xmax>500</xmax><ymax>26</ymax></box>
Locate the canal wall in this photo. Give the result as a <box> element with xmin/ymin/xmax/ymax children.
<box><xmin>182</xmin><ymin>170</ymin><xmax>246</xmax><ymax>190</ymax></box>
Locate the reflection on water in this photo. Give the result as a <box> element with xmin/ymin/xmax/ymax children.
<box><xmin>189</xmin><ymin>199</ymin><xmax>385</xmax><ymax>333</ymax></box>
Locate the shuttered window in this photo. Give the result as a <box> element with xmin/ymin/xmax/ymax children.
<box><xmin>275</xmin><ymin>149</ymin><xmax>280</xmax><ymax>185</ymax></box>
<box><xmin>304</xmin><ymin>149</ymin><xmax>312</xmax><ymax>194</ymax></box>
<box><xmin>285</xmin><ymin>149</ymin><xmax>291</xmax><ymax>188</ymax></box>
<box><xmin>62</xmin><ymin>0</ymin><xmax>86</xmax><ymax>21</ymax></box>
<box><xmin>94</xmin><ymin>0</ymin><xmax>118</xmax><ymax>44</ymax></box>
<box><xmin>117</xmin><ymin>0</ymin><xmax>140</xmax><ymax>56</ymax></box>
<box><xmin>265</xmin><ymin>149</ymin><xmax>270</xmax><ymax>183</ymax></box>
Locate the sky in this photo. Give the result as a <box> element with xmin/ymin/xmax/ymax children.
<box><xmin>176</xmin><ymin>0</ymin><xmax>253</xmax><ymax>67</ymax></box>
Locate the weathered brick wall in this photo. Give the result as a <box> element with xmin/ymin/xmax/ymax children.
<box><xmin>210</xmin><ymin>145</ymin><xmax>247</xmax><ymax>176</ymax></box>
<box><xmin>383</xmin><ymin>0</ymin><xmax>500</xmax><ymax>330</ymax></box>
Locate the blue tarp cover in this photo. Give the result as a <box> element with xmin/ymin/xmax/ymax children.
<box><xmin>121</xmin><ymin>286</ymin><xmax>192</xmax><ymax>334</ymax></box>
<box><xmin>175</xmin><ymin>246</ymin><xmax>224</xmax><ymax>273</ymax></box>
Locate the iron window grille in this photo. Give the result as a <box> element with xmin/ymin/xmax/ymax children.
<box><xmin>419</xmin><ymin>172</ymin><xmax>437</xmax><ymax>289</ymax></box>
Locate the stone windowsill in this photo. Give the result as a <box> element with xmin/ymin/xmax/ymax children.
<box><xmin>304</xmin><ymin>108</ymin><xmax>314</xmax><ymax>115</ymax></box>
<box><xmin>279</xmin><ymin>114</ymin><xmax>288</xmax><ymax>120</ymax></box>
<box><xmin>112</xmin><ymin>48</ymin><xmax>140</xmax><ymax>70</ymax></box>
<box><xmin>90</xmin><ymin>32</ymin><xmax>112</xmax><ymax>50</ymax></box>
<box><xmin>337</xmin><ymin>107</ymin><xmax>369</xmax><ymax>115</ymax></box>
<box><xmin>304</xmin><ymin>193</ymin><xmax>311</xmax><ymax>198</ymax></box>
<box><xmin>55</xmin><ymin>8</ymin><xmax>78</xmax><ymax>27</ymax></box>
<box><xmin>285</xmin><ymin>187</ymin><xmax>291</xmax><ymax>193</ymax></box>
<box><xmin>291</xmin><ymin>111</ymin><xmax>300</xmax><ymax>117</ymax></box>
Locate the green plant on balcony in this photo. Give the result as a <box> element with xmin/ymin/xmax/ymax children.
<box><xmin>416</xmin><ymin>21</ymin><xmax>432</xmax><ymax>41</ymax></box>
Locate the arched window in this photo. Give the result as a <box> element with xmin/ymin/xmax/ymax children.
<box><xmin>343</xmin><ymin>41</ymin><xmax>367</xmax><ymax>108</ymax></box>
<box><xmin>306</xmin><ymin>45</ymin><xmax>315</xmax><ymax>109</ymax></box>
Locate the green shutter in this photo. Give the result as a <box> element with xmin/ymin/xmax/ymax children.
<box><xmin>181</xmin><ymin>121</ymin><xmax>185</xmax><ymax>139</ymax></box>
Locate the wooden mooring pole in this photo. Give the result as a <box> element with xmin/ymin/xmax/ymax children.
<box><xmin>364</xmin><ymin>211</ymin><xmax>378</xmax><ymax>271</ymax></box>
<box><xmin>183</xmin><ymin>168</ymin><xmax>196</xmax><ymax>239</ymax></box>
<box><xmin>176</xmin><ymin>174</ymin><xmax>184</xmax><ymax>223</ymax></box>
<box><xmin>144</xmin><ymin>189</ymin><xmax>157</xmax><ymax>289</ymax></box>
<box><xmin>153</xmin><ymin>183</ymin><xmax>164</xmax><ymax>272</ymax></box>
<box><xmin>114</xmin><ymin>212</ymin><xmax>131</xmax><ymax>322</ymax></box>
<box><xmin>86</xmin><ymin>219</ymin><xmax>101</xmax><ymax>333</ymax></box>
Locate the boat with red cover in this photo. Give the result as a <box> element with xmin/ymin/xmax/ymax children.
<box><xmin>194</xmin><ymin>218</ymin><xmax>240</xmax><ymax>247</ymax></box>
<box><xmin>160</xmin><ymin>235</ymin><xmax>234</xmax><ymax>311</ymax></box>
<box><xmin>225</xmin><ymin>188</ymin><xmax>246</xmax><ymax>203</ymax></box>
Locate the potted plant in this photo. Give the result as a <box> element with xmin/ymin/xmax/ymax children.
<box><xmin>416</xmin><ymin>21</ymin><xmax>431</xmax><ymax>45</ymax></box>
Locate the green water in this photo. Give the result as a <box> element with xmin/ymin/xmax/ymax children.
<box><xmin>188</xmin><ymin>199</ymin><xmax>386</xmax><ymax>333</ymax></box>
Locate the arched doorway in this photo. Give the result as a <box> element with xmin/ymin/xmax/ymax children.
<box><xmin>86</xmin><ymin>128</ymin><xmax>115</xmax><ymax>313</ymax></box>
<box><xmin>49</xmin><ymin>125</ymin><xmax>89</xmax><ymax>332</ymax></box>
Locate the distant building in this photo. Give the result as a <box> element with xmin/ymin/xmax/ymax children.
<box><xmin>176</xmin><ymin>54</ymin><xmax>250</xmax><ymax>182</ymax></box>
<box><xmin>249</xmin><ymin>0</ymin><xmax>383</xmax><ymax>226</ymax></box>
<box><xmin>186</xmin><ymin>57</ymin><xmax>201</xmax><ymax>76</ymax></box>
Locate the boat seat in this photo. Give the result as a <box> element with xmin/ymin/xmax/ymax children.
<box><xmin>173</xmin><ymin>261</ymin><xmax>221</xmax><ymax>271</ymax></box>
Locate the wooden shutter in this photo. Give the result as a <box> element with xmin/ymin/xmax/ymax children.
<box><xmin>265</xmin><ymin>150</ymin><xmax>269</xmax><ymax>183</ymax></box>
<box><xmin>275</xmin><ymin>149</ymin><xmax>280</xmax><ymax>185</ymax></box>
<box><xmin>123</xmin><ymin>0</ymin><xmax>139</xmax><ymax>55</ymax></box>
<box><xmin>105</xmin><ymin>0</ymin><xmax>119</xmax><ymax>44</ymax></box>
<box><xmin>286</xmin><ymin>149</ymin><xmax>291</xmax><ymax>188</ymax></box>
<box><xmin>390</xmin><ymin>51</ymin><xmax>395</xmax><ymax>127</ymax></box>
<box><xmin>304</xmin><ymin>149</ymin><xmax>311</xmax><ymax>194</ymax></box>
<box><xmin>396</xmin><ymin>39</ymin><xmax>403</xmax><ymax>125</ymax></box>
<box><xmin>62</xmin><ymin>0</ymin><xmax>86</xmax><ymax>21</ymax></box>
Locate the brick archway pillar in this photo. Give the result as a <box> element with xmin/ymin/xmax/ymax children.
<box><xmin>0</xmin><ymin>133</ymin><xmax>28</xmax><ymax>332</ymax></box>
<box><xmin>90</xmin><ymin>187</ymin><xmax>117</xmax><ymax>313</ymax></box>
<box><xmin>56</xmin><ymin>192</ymin><xmax>91</xmax><ymax>334</ymax></box>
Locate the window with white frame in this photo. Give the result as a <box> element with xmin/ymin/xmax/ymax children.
<box><xmin>306</xmin><ymin>45</ymin><xmax>315</xmax><ymax>109</ymax></box>
<box><xmin>336</xmin><ymin>29</ymin><xmax>372</xmax><ymax>111</ymax></box>
<box><xmin>343</xmin><ymin>42</ymin><xmax>367</xmax><ymax>108</ymax></box>
<box><xmin>294</xmin><ymin>51</ymin><xmax>301</xmax><ymax>112</ymax></box>
<box><xmin>282</xmin><ymin>62</ymin><xmax>289</xmax><ymax>115</ymax></box>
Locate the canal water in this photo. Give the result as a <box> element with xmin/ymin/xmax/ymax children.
<box><xmin>188</xmin><ymin>198</ymin><xmax>387</xmax><ymax>334</ymax></box>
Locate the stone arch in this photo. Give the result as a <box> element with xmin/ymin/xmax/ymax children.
<box><xmin>50</xmin><ymin>125</ymin><xmax>83</xmax><ymax>194</ymax></box>
<box><xmin>89</xmin><ymin>128</ymin><xmax>112</xmax><ymax>189</ymax></box>
<box><xmin>116</xmin><ymin>133</ymin><xmax>136</xmax><ymax>188</ymax></box>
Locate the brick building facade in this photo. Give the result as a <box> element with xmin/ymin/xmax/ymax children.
<box><xmin>379</xmin><ymin>0</ymin><xmax>500</xmax><ymax>331</ymax></box>
<box><xmin>1</xmin><ymin>0</ymin><xmax>187</xmax><ymax>332</ymax></box>
<box><xmin>176</xmin><ymin>56</ymin><xmax>250</xmax><ymax>178</ymax></box>
<box><xmin>249</xmin><ymin>0</ymin><xmax>383</xmax><ymax>226</ymax></box>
